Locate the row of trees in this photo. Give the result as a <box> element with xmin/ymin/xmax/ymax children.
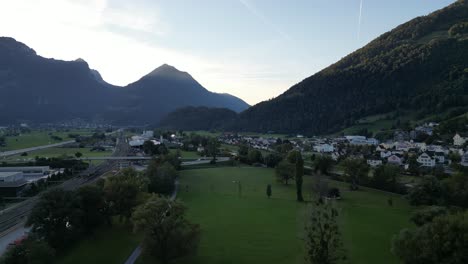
<box><xmin>392</xmin><ymin>160</ymin><xmax>468</xmax><ymax>263</ymax></box>
<box><xmin>274</xmin><ymin>151</ymin><xmax>305</xmax><ymax>201</ymax></box>
<box><xmin>392</xmin><ymin>210</ymin><xmax>468</xmax><ymax>264</ymax></box>
<box><xmin>407</xmin><ymin>171</ymin><xmax>468</xmax><ymax>208</ymax></box>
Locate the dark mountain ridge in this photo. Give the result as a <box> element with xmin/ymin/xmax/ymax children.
<box><xmin>0</xmin><ymin>38</ymin><xmax>249</xmax><ymax>124</ymax></box>
<box><xmin>158</xmin><ymin>106</ymin><xmax>238</xmax><ymax>131</ymax></box>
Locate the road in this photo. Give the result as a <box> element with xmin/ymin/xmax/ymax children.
<box><xmin>76</xmin><ymin>156</ymin><xmax>231</xmax><ymax>162</ymax></box>
<box><xmin>123</xmin><ymin>156</ymin><xmax>226</xmax><ymax>264</ymax></box>
<box><xmin>125</xmin><ymin>180</ymin><xmax>179</xmax><ymax>264</ymax></box>
<box><xmin>0</xmin><ymin>140</ymin><xmax>76</xmax><ymax>158</ymax></box>
<box><xmin>182</xmin><ymin>157</ymin><xmax>230</xmax><ymax>165</ymax></box>
<box><xmin>78</xmin><ymin>156</ymin><xmax>153</xmax><ymax>160</ymax></box>
<box><xmin>0</xmin><ymin>132</ymin><xmax>129</xmax><ymax>255</ymax></box>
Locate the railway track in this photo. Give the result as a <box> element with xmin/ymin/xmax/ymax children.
<box><xmin>0</xmin><ymin>132</ymin><xmax>129</xmax><ymax>234</ymax></box>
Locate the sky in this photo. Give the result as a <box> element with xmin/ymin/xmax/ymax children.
<box><xmin>0</xmin><ymin>0</ymin><xmax>456</xmax><ymax>105</ymax></box>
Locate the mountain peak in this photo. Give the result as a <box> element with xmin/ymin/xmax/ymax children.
<box><xmin>144</xmin><ymin>64</ymin><xmax>193</xmax><ymax>81</ymax></box>
<box><xmin>0</xmin><ymin>37</ymin><xmax>36</xmax><ymax>56</ymax></box>
<box><xmin>149</xmin><ymin>64</ymin><xmax>180</xmax><ymax>74</ymax></box>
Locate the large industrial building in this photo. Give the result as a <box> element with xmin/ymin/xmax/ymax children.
<box><xmin>0</xmin><ymin>166</ymin><xmax>50</xmax><ymax>197</ymax></box>
<box><xmin>0</xmin><ymin>172</ymin><xmax>27</xmax><ymax>197</ymax></box>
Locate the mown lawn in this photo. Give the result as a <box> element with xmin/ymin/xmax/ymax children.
<box><xmin>58</xmin><ymin>223</ymin><xmax>141</xmax><ymax>264</ymax></box>
<box><xmin>141</xmin><ymin>167</ymin><xmax>412</xmax><ymax>264</ymax></box>
<box><xmin>0</xmin><ymin>129</ymin><xmax>92</xmax><ymax>151</ymax></box>
<box><xmin>3</xmin><ymin>147</ymin><xmax>112</xmax><ymax>163</ymax></box>
<box><xmin>177</xmin><ymin>150</ymin><xmax>201</xmax><ymax>159</ymax></box>
<box><xmin>60</xmin><ymin>166</ymin><xmax>412</xmax><ymax>264</ymax></box>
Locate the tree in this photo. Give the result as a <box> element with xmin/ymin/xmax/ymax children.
<box><xmin>143</xmin><ymin>141</ymin><xmax>168</xmax><ymax>156</ymax></box>
<box><xmin>264</xmin><ymin>153</ymin><xmax>283</xmax><ymax>168</ymax></box>
<box><xmin>371</xmin><ymin>164</ymin><xmax>400</xmax><ymax>192</ymax></box>
<box><xmin>288</xmin><ymin>151</ymin><xmax>304</xmax><ymax>202</ymax></box>
<box><xmin>305</xmin><ymin>201</ymin><xmax>345</xmax><ymax>264</ymax></box>
<box><xmin>392</xmin><ymin>211</ymin><xmax>468</xmax><ymax>264</ymax></box>
<box><xmin>238</xmin><ymin>144</ymin><xmax>249</xmax><ymax>156</ymax></box>
<box><xmin>442</xmin><ymin>171</ymin><xmax>468</xmax><ymax>208</ymax></box>
<box><xmin>266</xmin><ymin>184</ymin><xmax>272</xmax><ymax>198</ymax></box>
<box><xmin>26</xmin><ymin>188</ymin><xmax>83</xmax><ymax>249</ymax></box>
<box><xmin>247</xmin><ymin>149</ymin><xmax>263</xmax><ymax>164</ymax></box>
<box><xmin>74</xmin><ymin>152</ymin><xmax>83</xmax><ymax>158</ymax></box>
<box><xmin>407</xmin><ymin>155</ymin><xmax>420</xmax><ymax>175</ymax></box>
<box><xmin>147</xmin><ymin>160</ymin><xmax>177</xmax><ymax>195</ymax></box>
<box><xmin>275</xmin><ymin>143</ymin><xmax>293</xmax><ymax>154</ymax></box>
<box><xmin>410</xmin><ymin>206</ymin><xmax>448</xmax><ymax>226</ymax></box>
<box><xmin>343</xmin><ymin>158</ymin><xmax>369</xmax><ymax>190</ymax></box>
<box><xmin>275</xmin><ymin>160</ymin><xmax>294</xmax><ymax>185</ymax></box>
<box><xmin>143</xmin><ymin>140</ymin><xmax>158</xmax><ymax>156</ymax></box>
<box><xmin>314</xmin><ymin>155</ymin><xmax>334</xmax><ymax>175</ymax></box>
<box><xmin>161</xmin><ymin>152</ymin><xmax>182</xmax><ymax>170</ymax></box>
<box><xmin>206</xmin><ymin>138</ymin><xmax>220</xmax><ymax>161</ymax></box>
<box><xmin>449</xmin><ymin>152</ymin><xmax>461</xmax><ymax>164</ymax></box>
<box><xmin>0</xmin><ymin>239</ymin><xmax>55</xmax><ymax>264</ymax></box>
<box><xmin>157</xmin><ymin>144</ymin><xmax>169</xmax><ymax>155</ymax></box>
<box><xmin>104</xmin><ymin>168</ymin><xmax>147</xmax><ymax>221</ymax></box>
<box><xmin>75</xmin><ymin>185</ymin><xmax>106</xmax><ymax>233</ymax></box>
<box><xmin>327</xmin><ymin>188</ymin><xmax>341</xmax><ymax>199</ymax></box>
<box><xmin>132</xmin><ymin>196</ymin><xmax>200</xmax><ymax>264</ymax></box>
<box><xmin>407</xmin><ymin>175</ymin><xmax>444</xmax><ymax>206</ymax></box>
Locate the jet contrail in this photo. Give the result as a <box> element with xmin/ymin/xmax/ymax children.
<box><xmin>239</xmin><ymin>0</ymin><xmax>291</xmax><ymax>41</ymax></box>
<box><xmin>358</xmin><ymin>0</ymin><xmax>363</xmax><ymax>40</ymax></box>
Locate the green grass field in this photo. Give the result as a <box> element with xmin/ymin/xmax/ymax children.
<box><xmin>58</xmin><ymin>223</ymin><xmax>141</xmax><ymax>264</ymax></box>
<box><xmin>3</xmin><ymin>147</ymin><xmax>113</xmax><ymax>162</ymax></box>
<box><xmin>0</xmin><ymin>129</ymin><xmax>92</xmax><ymax>151</ymax></box>
<box><xmin>142</xmin><ymin>167</ymin><xmax>412</xmax><ymax>264</ymax></box>
<box><xmin>176</xmin><ymin>150</ymin><xmax>201</xmax><ymax>159</ymax></box>
<box><xmin>61</xmin><ymin>166</ymin><xmax>412</xmax><ymax>264</ymax></box>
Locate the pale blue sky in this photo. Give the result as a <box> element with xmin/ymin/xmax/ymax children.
<box><xmin>0</xmin><ymin>0</ymin><xmax>456</xmax><ymax>104</ymax></box>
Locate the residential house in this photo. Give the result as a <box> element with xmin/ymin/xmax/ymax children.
<box><xmin>395</xmin><ymin>142</ymin><xmax>411</xmax><ymax>152</ymax></box>
<box><xmin>387</xmin><ymin>155</ymin><xmax>403</xmax><ymax>166</ymax></box>
<box><xmin>380</xmin><ymin>150</ymin><xmax>392</xmax><ymax>159</ymax></box>
<box><xmin>376</xmin><ymin>144</ymin><xmax>387</xmax><ymax>152</ymax></box>
<box><xmin>197</xmin><ymin>145</ymin><xmax>205</xmax><ymax>153</ymax></box>
<box><xmin>453</xmin><ymin>133</ymin><xmax>467</xmax><ymax>147</ymax></box>
<box><xmin>314</xmin><ymin>144</ymin><xmax>334</xmax><ymax>153</ymax></box>
<box><xmin>366</xmin><ymin>138</ymin><xmax>379</xmax><ymax>146</ymax></box>
<box><xmin>434</xmin><ymin>151</ymin><xmax>445</xmax><ymax>164</ymax></box>
<box><xmin>461</xmin><ymin>152</ymin><xmax>468</xmax><ymax>167</ymax></box>
<box><xmin>415</xmin><ymin>125</ymin><xmax>434</xmax><ymax>136</ymax></box>
<box><xmin>394</xmin><ymin>131</ymin><xmax>410</xmax><ymax>142</ymax></box>
<box><xmin>417</xmin><ymin>152</ymin><xmax>436</xmax><ymax>167</ymax></box>
<box><xmin>414</xmin><ymin>142</ymin><xmax>427</xmax><ymax>152</ymax></box>
<box><xmin>349</xmin><ymin>137</ymin><xmax>368</xmax><ymax>145</ymax></box>
<box><xmin>367</xmin><ymin>158</ymin><xmax>383</xmax><ymax>167</ymax></box>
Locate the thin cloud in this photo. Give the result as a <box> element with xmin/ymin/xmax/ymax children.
<box><xmin>239</xmin><ymin>0</ymin><xmax>291</xmax><ymax>41</ymax></box>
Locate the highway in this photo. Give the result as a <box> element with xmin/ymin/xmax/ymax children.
<box><xmin>0</xmin><ymin>140</ymin><xmax>76</xmax><ymax>158</ymax></box>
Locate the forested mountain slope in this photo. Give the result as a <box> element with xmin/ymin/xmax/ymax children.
<box><xmin>234</xmin><ymin>0</ymin><xmax>468</xmax><ymax>135</ymax></box>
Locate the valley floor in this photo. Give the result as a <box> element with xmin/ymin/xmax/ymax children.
<box><xmin>59</xmin><ymin>166</ymin><xmax>413</xmax><ymax>264</ymax></box>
